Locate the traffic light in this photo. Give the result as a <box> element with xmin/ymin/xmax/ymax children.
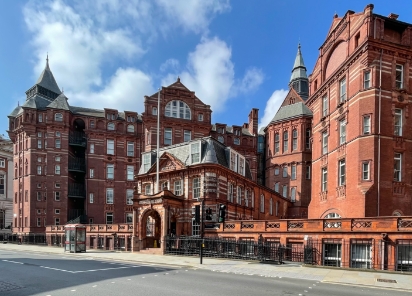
<box><xmin>218</xmin><ymin>204</ymin><xmax>226</xmax><ymax>223</ymax></box>
<box><xmin>205</xmin><ymin>208</ymin><xmax>212</xmax><ymax>220</ymax></box>
<box><xmin>195</xmin><ymin>205</ymin><xmax>200</xmax><ymax>224</ymax></box>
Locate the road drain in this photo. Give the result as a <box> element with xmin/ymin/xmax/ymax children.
<box><xmin>377</xmin><ymin>279</ymin><xmax>397</xmax><ymax>283</ymax></box>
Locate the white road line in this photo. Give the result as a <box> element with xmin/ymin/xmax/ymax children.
<box><xmin>2</xmin><ymin>260</ymin><xmax>24</xmax><ymax>264</ymax></box>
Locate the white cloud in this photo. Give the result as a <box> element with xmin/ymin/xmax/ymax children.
<box><xmin>259</xmin><ymin>89</ymin><xmax>289</xmax><ymax>130</ymax></box>
<box><xmin>160</xmin><ymin>59</ymin><xmax>180</xmax><ymax>72</ymax></box>
<box><xmin>236</xmin><ymin>67</ymin><xmax>264</xmax><ymax>94</ymax></box>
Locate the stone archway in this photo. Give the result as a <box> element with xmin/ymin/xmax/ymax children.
<box><xmin>140</xmin><ymin>209</ymin><xmax>162</xmax><ymax>249</ymax></box>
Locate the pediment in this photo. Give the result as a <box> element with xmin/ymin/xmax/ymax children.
<box><xmin>146</xmin><ymin>152</ymin><xmax>186</xmax><ymax>174</ymax></box>
<box><xmin>280</xmin><ymin>88</ymin><xmax>305</xmax><ymax>108</ymax></box>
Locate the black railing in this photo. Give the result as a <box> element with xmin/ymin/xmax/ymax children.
<box><xmin>68</xmin><ymin>183</ymin><xmax>85</xmax><ymax>198</ymax></box>
<box><xmin>69</xmin><ymin>131</ymin><xmax>86</xmax><ymax>147</ymax></box>
<box><xmin>68</xmin><ymin>156</ymin><xmax>86</xmax><ymax>172</ymax></box>
<box><xmin>68</xmin><ymin>209</ymin><xmax>87</xmax><ymax>222</ymax></box>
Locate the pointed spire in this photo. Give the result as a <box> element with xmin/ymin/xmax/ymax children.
<box><xmin>46</xmin><ymin>53</ymin><xmax>50</xmax><ymax>70</ymax></box>
<box><xmin>289</xmin><ymin>43</ymin><xmax>309</xmax><ymax>101</ymax></box>
<box><xmin>35</xmin><ymin>55</ymin><xmax>62</xmax><ymax>95</ymax></box>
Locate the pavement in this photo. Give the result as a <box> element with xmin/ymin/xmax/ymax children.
<box><xmin>1</xmin><ymin>243</ymin><xmax>411</xmax><ymax>292</ymax></box>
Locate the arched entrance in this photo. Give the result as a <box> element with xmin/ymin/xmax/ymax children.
<box><xmin>140</xmin><ymin>209</ymin><xmax>162</xmax><ymax>249</ymax></box>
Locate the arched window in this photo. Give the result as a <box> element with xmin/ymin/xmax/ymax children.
<box><xmin>218</xmin><ymin>136</ymin><xmax>224</xmax><ymax>143</ymax></box>
<box><xmin>393</xmin><ymin>211</ymin><xmax>402</xmax><ymax>216</ymax></box>
<box><xmin>260</xmin><ymin>194</ymin><xmax>264</xmax><ymax>213</ymax></box>
<box><xmin>127</xmin><ymin>125</ymin><xmax>134</xmax><ymax>133</ymax></box>
<box><xmin>54</xmin><ymin>113</ymin><xmax>63</xmax><ymax>122</ymax></box>
<box><xmin>324</xmin><ymin>213</ymin><xmax>341</xmax><ymax>218</ymax></box>
<box><xmin>165</xmin><ymin>100</ymin><xmax>191</xmax><ymax>119</ymax></box>
<box><xmin>107</xmin><ymin>122</ymin><xmax>115</xmax><ymax>131</ymax></box>
<box><xmin>269</xmin><ymin>198</ymin><xmax>273</xmax><ymax>215</ymax></box>
<box><xmin>234</xmin><ymin>138</ymin><xmax>240</xmax><ymax>145</ymax></box>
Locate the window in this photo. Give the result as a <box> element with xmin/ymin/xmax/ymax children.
<box><xmin>339</xmin><ymin>120</ymin><xmax>346</xmax><ymax>145</ymax></box>
<box><xmin>237</xmin><ymin>186</ymin><xmax>242</xmax><ymax>204</ymax></box>
<box><xmin>37</xmin><ymin>165</ymin><xmax>42</xmax><ymax>175</ymax></box>
<box><xmin>292</xmin><ymin>129</ymin><xmax>298</xmax><ymax>151</ymax></box>
<box><xmin>165</xmin><ymin>100</ymin><xmax>191</xmax><ymax>119</ymax></box>
<box><xmin>282</xmin><ymin>186</ymin><xmax>287</xmax><ymax>198</ymax></box>
<box><xmin>274</xmin><ymin>167</ymin><xmax>279</xmax><ymax>175</ymax></box>
<box><xmin>245</xmin><ymin>190</ymin><xmax>250</xmax><ymax>207</ymax></box>
<box><xmin>55</xmin><ymin>209</ymin><xmax>60</xmax><ymax>214</ymax></box>
<box><xmin>305</xmin><ymin>128</ymin><xmax>311</xmax><ymax>149</ymax></box>
<box><xmin>218</xmin><ymin>136</ymin><xmax>224</xmax><ymax>143</ymax></box>
<box><xmin>239</xmin><ymin>157</ymin><xmax>245</xmax><ymax>176</ymax></box>
<box><xmin>234</xmin><ymin>138</ymin><xmax>240</xmax><ymax>145</ymax></box>
<box><xmin>164</xmin><ymin>128</ymin><xmax>172</xmax><ymax>145</ymax></box>
<box><xmin>126</xmin><ymin>189</ymin><xmax>133</xmax><ymax>205</ymax></box>
<box><xmin>107</xmin><ymin>139</ymin><xmax>114</xmax><ymax>155</ymax></box>
<box><xmin>394</xmin><ymin>108</ymin><xmax>402</xmax><ymax>136</ymax></box>
<box><xmin>44</xmin><ymin>139</ymin><xmax>47</xmax><ymax>148</ymax></box>
<box><xmin>55</xmin><ymin>131</ymin><xmax>61</xmax><ymax>137</ymax></box>
<box><xmin>322</xmin><ymin>131</ymin><xmax>328</xmax><ymax>155</ymax></box>
<box><xmin>37</xmin><ymin>132</ymin><xmax>42</xmax><ymax>138</ymax></box>
<box><xmin>282</xmin><ymin>166</ymin><xmax>287</xmax><ymax>177</ymax></box>
<box><xmin>89</xmin><ymin>193</ymin><xmax>94</xmax><ymax>203</ymax></box>
<box><xmin>269</xmin><ymin>198</ymin><xmax>273</xmax><ymax>215</ymax></box>
<box><xmin>90</xmin><ymin>169</ymin><xmax>94</xmax><ymax>179</ymax></box>
<box><xmin>54</xmin><ymin>113</ymin><xmax>63</xmax><ymax>121</ymax></box>
<box><xmin>55</xmin><ymin>218</ymin><xmax>60</xmax><ymax>225</ymax></box>
<box><xmin>291</xmin><ymin>187</ymin><xmax>296</xmax><ymax>202</ymax></box>
<box><xmin>0</xmin><ymin>159</ymin><xmax>4</xmax><ymax>168</ymax></box>
<box><xmin>90</xmin><ymin>143</ymin><xmax>95</xmax><ymax>154</ymax></box>
<box><xmin>38</xmin><ymin>157</ymin><xmax>42</xmax><ymax>163</ymax></box>
<box><xmin>321</xmin><ymin>167</ymin><xmax>328</xmax><ymax>192</ymax></box>
<box><xmin>364</xmin><ymin>71</ymin><xmax>371</xmax><ymax>89</ymax></box>
<box><xmin>38</xmin><ymin>114</ymin><xmax>43</xmax><ymax>122</ymax></box>
<box><xmin>55</xmin><ymin>139</ymin><xmax>61</xmax><ymax>149</ymax></box>
<box><xmin>396</xmin><ymin>64</ymin><xmax>404</xmax><ymax>89</ymax></box>
<box><xmin>106</xmin><ymin>213</ymin><xmax>113</xmax><ymax>224</ymax></box>
<box><xmin>291</xmin><ymin>165</ymin><xmax>296</xmax><ymax>180</ymax></box>
<box><xmin>338</xmin><ymin>159</ymin><xmax>346</xmax><ymax>186</ymax></box>
<box><xmin>126</xmin><ymin>213</ymin><xmax>133</xmax><ymax>224</ymax></box>
<box><xmin>394</xmin><ymin>153</ymin><xmax>402</xmax><ymax>182</ymax></box>
<box><xmin>228</xmin><ymin>183</ymin><xmax>234</xmax><ymax>202</ymax></box>
<box><xmin>145</xmin><ymin>184</ymin><xmax>151</xmax><ymax>195</ymax></box>
<box><xmin>127</xmin><ymin>125</ymin><xmax>134</xmax><ymax>133</ymax></box>
<box><xmin>55</xmin><ymin>165</ymin><xmax>60</xmax><ymax>175</ymax></box>
<box><xmin>174</xmin><ymin>180</ymin><xmax>182</xmax><ymax>196</ymax></box>
<box><xmin>127</xmin><ymin>166</ymin><xmax>134</xmax><ymax>181</ymax></box>
<box><xmin>107</xmin><ymin>122</ymin><xmax>115</xmax><ymax>130</ymax></box>
<box><xmin>90</xmin><ymin>120</ymin><xmax>95</xmax><ymax>128</ymax></box>
<box><xmin>106</xmin><ymin>188</ymin><xmax>114</xmax><ymax>204</ymax></box>
<box><xmin>339</xmin><ymin>77</ymin><xmax>346</xmax><ymax>103</ymax></box>
<box><xmin>184</xmin><ymin>130</ymin><xmax>191</xmax><ymax>142</ymax></box>
<box><xmin>127</xmin><ymin>142</ymin><xmax>134</xmax><ymax>157</ymax></box>
<box><xmin>0</xmin><ymin>175</ymin><xmax>4</xmax><ymax>195</ymax></box>
<box><xmin>55</xmin><ymin>156</ymin><xmax>60</xmax><ymax>162</ymax></box>
<box><xmin>274</xmin><ymin>183</ymin><xmax>279</xmax><ymax>193</ymax></box>
<box><xmin>192</xmin><ymin>219</ymin><xmax>200</xmax><ymax>236</ymax></box>
<box><xmin>107</xmin><ymin>164</ymin><xmax>114</xmax><ymax>179</ymax></box>
<box><xmin>363</xmin><ymin>116</ymin><xmax>371</xmax><ymax>135</ymax></box>
<box><xmin>276</xmin><ymin>201</ymin><xmax>279</xmax><ymax>216</ymax></box>
<box><xmin>152</xmin><ymin>107</ymin><xmax>157</xmax><ymax>115</ymax></box>
<box><xmin>37</xmin><ymin>192</ymin><xmax>41</xmax><ymax>201</ymax></box>
<box><xmin>191</xmin><ymin>143</ymin><xmax>200</xmax><ymax>163</ymax></box>
<box><xmin>322</xmin><ymin>95</ymin><xmax>328</xmax><ymax>117</ymax></box>
<box><xmin>275</xmin><ymin>133</ymin><xmax>279</xmax><ymax>153</ymax></box>
<box><xmin>351</xmin><ymin>241</ymin><xmax>372</xmax><ymax>269</ymax></box>
<box><xmin>198</xmin><ymin>114</ymin><xmax>203</xmax><ymax>121</ymax></box>
<box><xmin>37</xmin><ymin>139</ymin><xmax>42</xmax><ymax>149</ymax></box>
<box><xmin>193</xmin><ymin>178</ymin><xmax>200</xmax><ymax>199</ymax></box>
<box><xmin>55</xmin><ymin>192</ymin><xmax>60</xmax><ymax>201</ymax></box>
<box><xmin>362</xmin><ymin>162</ymin><xmax>370</xmax><ymax>181</ymax></box>
<box><xmin>143</xmin><ymin>154</ymin><xmax>151</xmax><ymax>172</ymax></box>
<box><xmin>306</xmin><ymin>166</ymin><xmax>311</xmax><ymax>179</ymax></box>
<box><xmin>260</xmin><ymin>195</ymin><xmax>264</xmax><ymax>213</ymax></box>
<box><xmin>283</xmin><ymin>131</ymin><xmax>288</xmax><ymax>153</ymax></box>
<box><xmin>355</xmin><ymin>32</ymin><xmax>360</xmax><ymax>48</ymax></box>
<box><xmin>162</xmin><ymin>181</ymin><xmax>169</xmax><ymax>190</ymax></box>
<box><xmin>37</xmin><ymin>218</ymin><xmax>41</xmax><ymax>227</ymax></box>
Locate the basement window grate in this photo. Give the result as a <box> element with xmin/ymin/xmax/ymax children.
<box><xmin>377</xmin><ymin>279</ymin><xmax>397</xmax><ymax>283</ymax></box>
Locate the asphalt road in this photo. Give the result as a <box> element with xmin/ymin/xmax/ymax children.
<box><xmin>0</xmin><ymin>250</ymin><xmax>410</xmax><ymax>296</ymax></box>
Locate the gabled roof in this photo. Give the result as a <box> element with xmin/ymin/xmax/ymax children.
<box><xmin>21</xmin><ymin>94</ymin><xmax>52</xmax><ymax>110</ymax></box>
<box><xmin>269</xmin><ymin>102</ymin><xmax>312</xmax><ymax>124</ymax></box>
<box><xmin>35</xmin><ymin>58</ymin><xmax>61</xmax><ymax>95</ymax></box>
<box><xmin>47</xmin><ymin>93</ymin><xmax>70</xmax><ymax>110</ymax></box>
<box><xmin>8</xmin><ymin>105</ymin><xmax>22</xmax><ymax>118</ymax></box>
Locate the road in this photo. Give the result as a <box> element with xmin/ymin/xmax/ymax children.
<box><xmin>0</xmin><ymin>249</ymin><xmax>410</xmax><ymax>296</ymax></box>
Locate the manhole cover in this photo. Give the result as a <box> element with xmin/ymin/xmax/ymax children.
<box><xmin>377</xmin><ymin>279</ymin><xmax>397</xmax><ymax>283</ymax></box>
<box><xmin>0</xmin><ymin>281</ymin><xmax>24</xmax><ymax>293</ymax></box>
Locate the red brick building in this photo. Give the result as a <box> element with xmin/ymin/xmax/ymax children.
<box><xmin>307</xmin><ymin>4</ymin><xmax>412</xmax><ymax>218</ymax></box>
<box><xmin>0</xmin><ymin>136</ymin><xmax>13</xmax><ymax>230</ymax></box>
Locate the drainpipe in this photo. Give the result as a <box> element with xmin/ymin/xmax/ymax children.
<box><xmin>377</xmin><ymin>49</ymin><xmax>383</xmax><ymax>216</ymax></box>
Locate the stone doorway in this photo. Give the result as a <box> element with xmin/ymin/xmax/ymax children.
<box><xmin>141</xmin><ymin>209</ymin><xmax>162</xmax><ymax>249</ymax></box>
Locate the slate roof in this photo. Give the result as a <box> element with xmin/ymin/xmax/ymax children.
<box><xmin>21</xmin><ymin>95</ymin><xmax>53</xmax><ymax>111</ymax></box>
<box><xmin>270</xmin><ymin>102</ymin><xmax>312</xmax><ymax>124</ymax></box>
<box><xmin>290</xmin><ymin>44</ymin><xmax>308</xmax><ymax>82</ymax></box>
<box><xmin>35</xmin><ymin>58</ymin><xmax>62</xmax><ymax>95</ymax></box>
<box><xmin>8</xmin><ymin>105</ymin><xmax>22</xmax><ymax>117</ymax></box>
<box><xmin>47</xmin><ymin>93</ymin><xmax>70</xmax><ymax>110</ymax></box>
<box><xmin>139</xmin><ymin>136</ymin><xmax>252</xmax><ymax>179</ymax></box>
<box><xmin>211</xmin><ymin>124</ymin><xmax>253</xmax><ymax>137</ymax></box>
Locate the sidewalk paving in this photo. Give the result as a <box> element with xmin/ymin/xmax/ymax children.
<box><xmin>1</xmin><ymin>243</ymin><xmax>411</xmax><ymax>291</ymax></box>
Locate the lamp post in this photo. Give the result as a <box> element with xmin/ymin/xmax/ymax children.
<box><xmin>156</xmin><ymin>88</ymin><xmax>160</xmax><ymax>194</ymax></box>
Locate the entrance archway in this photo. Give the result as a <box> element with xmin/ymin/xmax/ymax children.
<box><xmin>141</xmin><ymin>209</ymin><xmax>162</xmax><ymax>249</ymax></box>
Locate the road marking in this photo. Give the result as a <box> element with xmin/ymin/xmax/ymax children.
<box><xmin>92</xmin><ymin>285</ymin><xmax>97</xmax><ymax>288</ymax></box>
<box><xmin>2</xmin><ymin>260</ymin><xmax>24</xmax><ymax>264</ymax></box>
<box><xmin>71</xmin><ymin>290</ymin><xmax>76</xmax><ymax>292</ymax></box>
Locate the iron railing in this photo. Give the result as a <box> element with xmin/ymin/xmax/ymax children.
<box><xmin>68</xmin><ymin>183</ymin><xmax>85</xmax><ymax>198</ymax></box>
<box><xmin>68</xmin><ymin>156</ymin><xmax>86</xmax><ymax>172</ymax></box>
<box><xmin>69</xmin><ymin>131</ymin><xmax>87</xmax><ymax>147</ymax></box>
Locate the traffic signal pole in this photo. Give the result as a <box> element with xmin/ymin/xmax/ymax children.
<box><xmin>200</xmin><ymin>198</ymin><xmax>204</xmax><ymax>264</ymax></box>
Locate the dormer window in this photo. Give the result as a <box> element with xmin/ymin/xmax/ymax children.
<box><xmin>54</xmin><ymin>113</ymin><xmax>63</xmax><ymax>122</ymax></box>
<box><xmin>127</xmin><ymin>115</ymin><xmax>134</xmax><ymax>122</ymax></box>
<box><xmin>198</xmin><ymin>113</ymin><xmax>203</xmax><ymax>121</ymax></box>
<box><xmin>190</xmin><ymin>142</ymin><xmax>200</xmax><ymax>164</ymax></box>
<box><xmin>218</xmin><ymin>127</ymin><xmax>224</xmax><ymax>134</ymax></box>
<box><xmin>234</xmin><ymin>130</ymin><xmax>240</xmax><ymax>136</ymax></box>
<box><xmin>107</xmin><ymin>123</ymin><xmax>115</xmax><ymax>131</ymax></box>
<box><xmin>165</xmin><ymin>100</ymin><xmax>191</xmax><ymax>119</ymax></box>
<box><xmin>152</xmin><ymin>107</ymin><xmax>157</xmax><ymax>116</ymax></box>
<box><xmin>111</xmin><ymin>114</ymin><xmax>116</xmax><ymax>120</ymax></box>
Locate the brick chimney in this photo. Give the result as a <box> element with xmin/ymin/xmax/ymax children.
<box><xmin>248</xmin><ymin>108</ymin><xmax>259</xmax><ymax>136</ymax></box>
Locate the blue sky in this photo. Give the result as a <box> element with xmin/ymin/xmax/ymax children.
<box><xmin>1</xmin><ymin>0</ymin><xmax>411</xmax><ymax>138</ymax></box>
